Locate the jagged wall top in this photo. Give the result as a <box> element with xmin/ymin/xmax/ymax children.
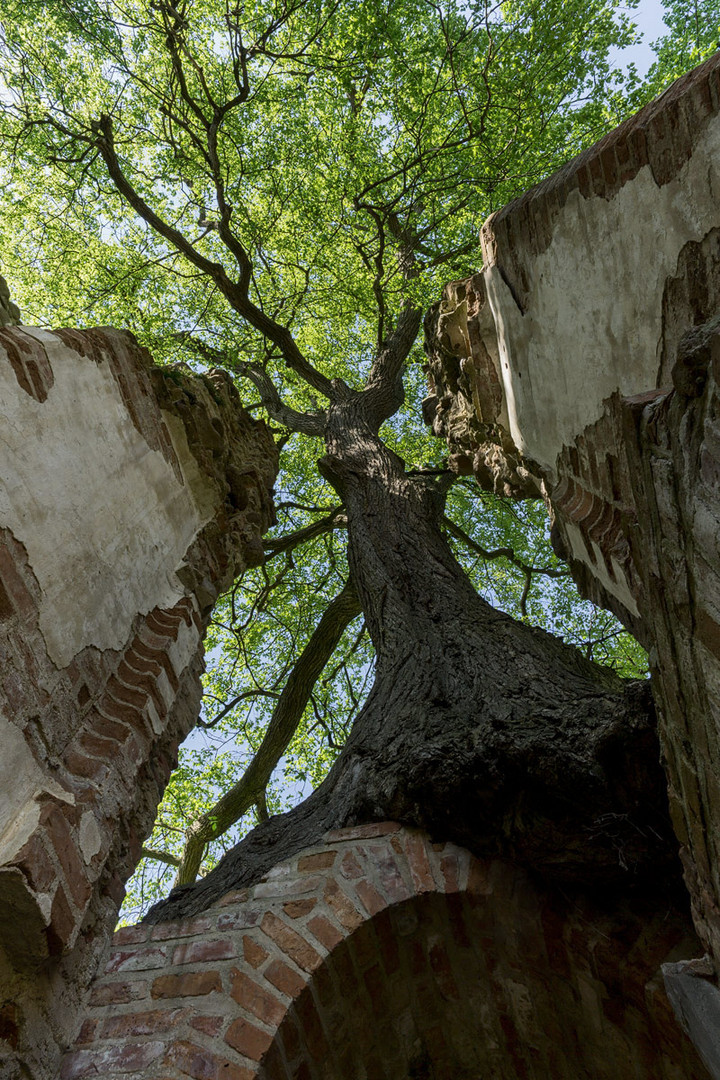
<box><xmin>0</xmin><ymin>275</ymin><xmax>21</xmax><ymax>328</ymax></box>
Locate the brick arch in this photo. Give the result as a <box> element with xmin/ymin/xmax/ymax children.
<box><xmin>62</xmin><ymin>824</ymin><xmax>706</xmax><ymax>1079</ymax></box>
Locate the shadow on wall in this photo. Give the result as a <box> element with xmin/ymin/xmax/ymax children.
<box><xmin>62</xmin><ymin>825</ymin><xmax>708</xmax><ymax>1080</ymax></box>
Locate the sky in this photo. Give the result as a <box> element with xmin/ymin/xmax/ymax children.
<box><xmin>612</xmin><ymin>0</ymin><xmax>669</xmax><ymax>74</ymax></box>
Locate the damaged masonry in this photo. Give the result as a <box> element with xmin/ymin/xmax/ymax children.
<box><xmin>2</xmin><ymin>40</ymin><xmax>720</xmax><ymax>1080</ymax></box>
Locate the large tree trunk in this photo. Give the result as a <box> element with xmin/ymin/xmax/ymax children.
<box><xmin>146</xmin><ymin>406</ymin><xmax>676</xmax><ymax>922</ymax></box>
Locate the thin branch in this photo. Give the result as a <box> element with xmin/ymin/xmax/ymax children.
<box><xmin>175</xmin><ymin>577</ymin><xmax>363</xmax><ymax>884</ymax></box>
<box><xmin>443</xmin><ymin>514</ymin><xmax>569</xmax><ymax>619</ymax></box>
<box><xmin>198</xmin><ymin>688</ymin><xmax>281</xmax><ymax>730</ymax></box>
<box><xmin>141</xmin><ymin>846</ymin><xmax>181</xmax><ymax>868</ymax></box>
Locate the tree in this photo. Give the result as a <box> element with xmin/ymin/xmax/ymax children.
<box><xmin>0</xmin><ymin>0</ymin><xmax>670</xmax><ymax>921</ymax></box>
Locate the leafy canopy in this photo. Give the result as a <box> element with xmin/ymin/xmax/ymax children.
<box><xmin>0</xmin><ymin>0</ymin><xmax>653</xmax><ymax>917</ymax></box>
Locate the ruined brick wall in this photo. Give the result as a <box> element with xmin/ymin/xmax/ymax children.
<box><xmin>58</xmin><ymin>823</ymin><xmax>707</xmax><ymax>1079</ymax></box>
<box><xmin>424</xmin><ymin>51</ymin><xmax>720</xmax><ymax>988</ymax></box>
<box><xmin>0</xmin><ymin>325</ymin><xmax>277</xmax><ymax>1080</ymax></box>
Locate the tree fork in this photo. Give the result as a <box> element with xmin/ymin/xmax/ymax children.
<box><xmin>146</xmin><ymin>418</ymin><xmax>677</xmax><ymax>922</ymax></box>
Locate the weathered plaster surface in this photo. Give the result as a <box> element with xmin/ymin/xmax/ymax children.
<box><xmin>0</xmin><ymin>320</ymin><xmax>278</xmax><ymax>1080</ymax></box>
<box><xmin>484</xmin><ymin>112</ymin><xmax>720</xmax><ymax>474</ymax></box>
<box><xmin>426</xmin><ymin>55</ymin><xmax>720</xmax><ymax>1065</ymax></box>
<box><xmin>0</xmin><ymin>719</ymin><xmax>73</xmax><ymax>889</ymax></box>
<box><xmin>0</xmin><ymin>328</ymin><xmax>218</xmax><ymax>667</ymax></box>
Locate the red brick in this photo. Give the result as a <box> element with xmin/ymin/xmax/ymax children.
<box><xmin>123</xmin><ymin>646</ymin><xmax>163</xmax><ymax>683</ymax></box>
<box><xmin>403</xmin><ymin>831</ymin><xmax>436</xmax><ymax>894</ymax></box>
<box><xmin>372</xmin><ymin>910</ymin><xmax>400</xmax><ymax>976</ymax></box>
<box><xmin>254</xmin><ymin>874</ymin><xmax>323</xmax><ymax>899</ymax></box>
<box><xmin>88</xmin><ymin>980</ymin><xmax>145</xmax><ymax>1006</ymax></box>
<box><xmin>283</xmin><ymin>898</ymin><xmax>317</xmax><ymax>919</ymax></box>
<box><xmin>105</xmin><ymin>945</ymin><xmax>170</xmax><ymax>973</ymax></box>
<box><xmin>466</xmin><ymin>856</ymin><xmax>492</xmax><ymax>896</ymax></box>
<box><xmin>190</xmin><ymin>1015</ymin><xmax>225</xmax><ymax>1037</ymax></box>
<box><xmin>297</xmin><ymin>851</ymin><xmax>337</xmax><ymax>872</ymax></box>
<box><xmin>0</xmin><ymin>543</ymin><xmax>36</xmax><ymax>620</ymax></box>
<box><xmin>150</xmin><ymin>915</ymin><xmax>213</xmax><ymax>940</ymax></box>
<box><xmin>440</xmin><ymin>851</ymin><xmax>461</xmax><ymax>893</ymax></box>
<box><xmin>113</xmin><ymin>923</ymin><xmax>149</xmax><ymax>946</ymax></box>
<box><xmin>307</xmin><ymin>915</ymin><xmax>344</xmax><ymax>952</ymax></box>
<box><xmin>173</xmin><ymin>938</ymin><xmax>236</xmax><ymax>965</ymax></box>
<box><xmin>146</xmin><ymin>610</ymin><xmax>182</xmax><ymax>640</ymax></box>
<box><xmin>264</xmin><ymin>958</ymin><xmax>307</xmax><ymax>998</ymax></box>
<box><xmin>91</xmin><ymin>710</ymin><xmax>132</xmax><ymax>744</ymax></box>
<box><xmin>349</xmin><ymin>923</ymin><xmax>380</xmax><ymax>971</ymax></box>
<box><xmin>261</xmin><ymin>913</ymin><xmax>322</xmax><ymax>972</ymax></box>
<box><xmin>64</xmin><ymin>749</ymin><xmax>109</xmax><ymax>783</ymax></box>
<box><xmin>355</xmin><ymin>879</ymin><xmax>386</xmax><ymax>917</ymax></box>
<box><xmin>216</xmin><ymin>888</ymin><xmax>250</xmax><ymax>907</ymax></box>
<box><xmin>99</xmin><ymin>1006</ymin><xmax>189</xmax><ymax>1039</ymax></box>
<box><xmin>40</xmin><ymin>803</ymin><xmax>92</xmax><ymax>909</ymax></box>
<box><xmin>362</xmin><ymin>963</ymin><xmax>387</xmax><ymax>1019</ymax></box>
<box><xmin>79</xmin><ymin>730</ymin><xmax>121</xmax><ymax>758</ymax></box>
<box><xmin>428</xmin><ymin>941</ymin><xmax>459</xmax><ymax>1000</ymax></box>
<box><xmin>230</xmin><ymin>968</ymin><xmax>286</xmax><ymax>1026</ymax></box>
<box><xmin>46</xmin><ymin>882</ymin><xmax>77</xmax><ymax>955</ymax></box>
<box><xmin>217</xmin><ymin>907</ymin><xmax>262</xmax><ymax>931</ymax></box>
<box><xmin>164</xmin><ymin>1039</ymin><xmax>253</xmax><ymax>1080</ymax></box>
<box><xmin>323</xmin><ymin>881</ymin><xmax>364</xmax><ymax>932</ymax></box>
<box><xmin>294</xmin><ymin>988</ymin><xmax>328</xmax><ymax>1060</ymax></box>
<box><xmin>152</xmin><ymin>971</ymin><xmax>222</xmax><ymax>998</ymax></box>
<box><xmin>130</xmin><ymin>634</ymin><xmax>180</xmax><ymax>689</ymax></box>
<box><xmin>279</xmin><ymin>1014</ymin><xmax>302</xmax><ymax>1064</ymax></box>
<box><xmin>369</xmin><ymin>842</ymin><xmax>412</xmax><ymax>903</ymax></box>
<box><xmin>339</xmin><ymin>850</ymin><xmax>364</xmax><ymax>879</ymax></box>
<box><xmin>243</xmin><ymin>935</ymin><xmax>269</xmax><ymax>968</ymax></box>
<box><xmin>224</xmin><ymin>1017</ymin><xmax>273</xmax><ymax>1061</ymax></box>
<box><xmin>11</xmin><ymin>832</ymin><xmax>56</xmax><ymax>893</ymax></box>
<box><xmin>60</xmin><ymin>1041</ymin><xmax>165</xmax><ymax>1078</ymax></box>
<box><xmin>119</xmin><ymin>653</ymin><xmax>171</xmax><ymax>715</ymax></box>
<box><xmin>106</xmin><ymin>673</ymin><xmax>149</xmax><ymax>711</ymax></box>
<box><xmin>74</xmin><ymin>1019</ymin><xmax>97</xmax><ymax>1045</ymax></box>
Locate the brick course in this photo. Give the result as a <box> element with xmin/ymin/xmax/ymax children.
<box><xmin>0</xmin><ymin>327</ymin><xmax>277</xmax><ymax>1080</ymax></box>
<box><xmin>60</xmin><ymin>826</ymin><xmax>708</xmax><ymax>1079</ymax></box>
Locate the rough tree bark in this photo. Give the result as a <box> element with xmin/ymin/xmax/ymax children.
<box><xmin>146</xmin><ymin>392</ymin><xmax>676</xmax><ymax>923</ymax></box>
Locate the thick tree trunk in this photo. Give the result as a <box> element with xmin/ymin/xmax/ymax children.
<box><xmin>146</xmin><ymin>407</ymin><xmax>676</xmax><ymax>922</ymax></box>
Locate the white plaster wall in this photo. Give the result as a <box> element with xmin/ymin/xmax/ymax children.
<box><xmin>0</xmin><ymin>718</ymin><xmax>74</xmax><ymax>889</ymax></box>
<box><xmin>0</xmin><ymin>329</ymin><xmax>219</xmax><ymax>668</ymax></box>
<box><xmin>484</xmin><ymin>113</ymin><xmax>720</xmax><ymax>474</ymax></box>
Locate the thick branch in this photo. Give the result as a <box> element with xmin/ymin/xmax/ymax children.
<box><xmin>264</xmin><ymin>507</ymin><xmax>346</xmax><ymax>561</ymax></box>
<box><xmin>360</xmin><ymin>303</ymin><xmax>423</xmax><ymax>429</ymax></box>
<box><xmin>91</xmin><ymin>113</ymin><xmax>334</xmax><ymax>399</ymax></box>
<box><xmin>174</xmin><ymin>578</ymin><xmax>362</xmax><ymax>885</ymax></box>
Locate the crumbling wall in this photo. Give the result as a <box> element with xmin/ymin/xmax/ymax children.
<box><xmin>0</xmin><ymin>319</ymin><xmax>277</xmax><ymax>1080</ymax></box>
<box><xmin>59</xmin><ymin>823</ymin><xmax>708</xmax><ymax>1080</ymax></box>
<box><xmin>424</xmin><ymin>51</ymin><xmax>720</xmax><ymax>987</ymax></box>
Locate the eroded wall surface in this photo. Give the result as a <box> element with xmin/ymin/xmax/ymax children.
<box><xmin>0</xmin><ymin>320</ymin><xmax>277</xmax><ymax>1080</ymax></box>
<box><xmin>424</xmin><ymin>51</ymin><xmax>720</xmax><ymax>993</ymax></box>
<box><xmin>59</xmin><ymin>824</ymin><xmax>708</xmax><ymax>1080</ymax></box>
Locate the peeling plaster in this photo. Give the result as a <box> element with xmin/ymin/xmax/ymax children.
<box><xmin>0</xmin><ymin>329</ymin><xmax>220</xmax><ymax>667</ymax></box>
<box><xmin>484</xmin><ymin>115</ymin><xmax>720</xmax><ymax>474</ymax></box>
<box><xmin>0</xmin><ymin>718</ymin><xmax>74</xmax><ymax>868</ymax></box>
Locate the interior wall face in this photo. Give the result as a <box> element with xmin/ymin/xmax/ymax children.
<box><xmin>0</xmin><ymin>324</ymin><xmax>277</xmax><ymax>1080</ymax></box>
<box><xmin>424</xmin><ymin>52</ymin><xmax>720</xmax><ymax>976</ymax></box>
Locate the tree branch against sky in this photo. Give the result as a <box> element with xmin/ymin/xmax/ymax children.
<box><xmin>0</xmin><ymin>0</ymin><xmax>692</xmax><ymax>917</ymax></box>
